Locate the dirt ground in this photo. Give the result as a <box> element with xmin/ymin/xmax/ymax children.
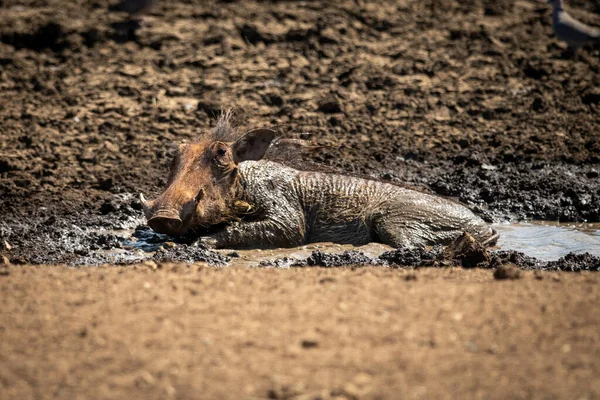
<box><xmin>1</xmin><ymin>0</ymin><xmax>600</xmax><ymax>398</ymax></box>
<box><xmin>1</xmin><ymin>265</ymin><xmax>599</xmax><ymax>400</ymax></box>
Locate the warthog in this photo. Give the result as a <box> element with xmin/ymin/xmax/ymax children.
<box><xmin>141</xmin><ymin>113</ymin><xmax>498</xmax><ymax>249</ymax></box>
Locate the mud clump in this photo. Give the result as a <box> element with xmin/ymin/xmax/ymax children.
<box><xmin>261</xmin><ymin>249</ymin><xmax>385</xmax><ymax>268</ymax></box>
<box><xmin>493</xmin><ymin>265</ymin><xmax>522</xmax><ymax>280</ymax></box>
<box><xmin>546</xmin><ymin>253</ymin><xmax>600</xmax><ymax>272</ymax></box>
<box><xmin>492</xmin><ymin>251</ymin><xmax>542</xmax><ymax>270</ymax></box>
<box><xmin>491</xmin><ymin>250</ymin><xmax>600</xmax><ymax>272</ymax></box>
<box><xmin>261</xmin><ymin>250</ymin><xmax>384</xmax><ymax>268</ymax></box>
<box><xmin>379</xmin><ymin>246</ymin><xmax>444</xmax><ymax>267</ymax></box>
<box><xmin>444</xmin><ymin>233</ymin><xmax>490</xmax><ymax>268</ymax></box>
<box><xmin>263</xmin><ymin>241</ymin><xmax>478</xmax><ymax>269</ymax></box>
<box><xmin>153</xmin><ymin>244</ymin><xmax>229</xmax><ymax>266</ymax></box>
<box><xmin>259</xmin><ymin>257</ymin><xmax>298</xmax><ymax>268</ymax></box>
<box><xmin>305</xmin><ymin>250</ymin><xmax>381</xmax><ymax>267</ymax></box>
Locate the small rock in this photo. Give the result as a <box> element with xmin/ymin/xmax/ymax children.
<box><xmin>97</xmin><ymin>177</ymin><xmax>114</xmax><ymax>191</ymax></box>
<box><xmin>581</xmin><ymin>88</ymin><xmax>600</xmax><ymax>105</ymax></box>
<box><xmin>493</xmin><ymin>265</ymin><xmax>521</xmax><ymax>280</ymax></box>
<box><xmin>104</xmin><ymin>141</ymin><xmax>120</xmax><ymax>153</ymax></box>
<box><xmin>404</xmin><ymin>273</ymin><xmax>417</xmax><ymax>281</ymax></box>
<box><xmin>78</xmin><ymin>147</ymin><xmax>96</xmax><ymax>162</ymax></box>
<box><xmin>301</xmin><ymin>339</ymin><xmax>319</xmax><ymax>348</ymax></box>
<box><xmin>263</xmin><ymin>93</ymin><xmax>284</xmax><ymax>107</ymax></box>
<box><xmin>0</xmin><ymin>255</ymin><xmax>10</xmax><ymax>266</ymax></box>
<box><xmin>319</xmin><ymin>277</ymin><xmax>336</xmax><ymax>284</ymax></box>
<box><xmin>534</xmin><ymin>271</ymin><xmax>543</xmax><ymax>280</ymax></box>
<box><xmin>99</xmin><ymin>201</ymin><xmax>118</xmax><ymax>215</ymax></box>
<box><xmin>317</xmin><ymin>96</ymin><xmax>342</xmax><ymax>113</ymax></box>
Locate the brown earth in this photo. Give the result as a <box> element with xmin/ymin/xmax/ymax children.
<box><xmin>2</xmin><ymin>265</ymin><xmax>600</xmax><ymax>400</ymax></box>
<box><xmin>1</xmin><ymin>0</ymin><xmax>600</xmax><ymax>398</ymax></box>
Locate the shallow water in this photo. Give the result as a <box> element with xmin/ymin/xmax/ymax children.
<box><xmin>493</xmin><ymin>221</ymin><xmax>600</xmax><ymax>261</ymax></box>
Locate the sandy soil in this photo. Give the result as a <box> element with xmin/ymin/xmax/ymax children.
<box><xmin>1</xmin><ymin>0</ymin><xmax>600</xmax><ymax>398</ymax></box>
<box><xmin>2</xmin><ymin>265</ymin><xmax>600</xmax><ymax>399</ymax></box>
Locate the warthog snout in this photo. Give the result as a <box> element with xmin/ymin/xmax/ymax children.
<box><xmin>140</xmin><ymin>193</ymin><xmax>185</xmax><ymax>236</ymax></box>
<box><xmin>147</xmin><ymin>211</ymin><xmax>183</xmax><ymax>236</ymax></box>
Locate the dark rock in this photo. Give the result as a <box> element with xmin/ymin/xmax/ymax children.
<box><xmin>301</xmin><ymin>339</ymin><xmax>319</xmax><ymax>348</ymax></box>
<box><xmin>99</xmin><ymin>201</ymin><xmax>118</xmax><ymax>215</ymax></box>
<box><xmin>317</xmin><ymin>97</ymin><xmax>342</xmax><ymax>113</ymax></box>
<box><xmin>263</xmin><ymin>93</ymin><xmax>284</xmax><ymax>107</ymax></box>
<box><xmin>581</xmin><ymin>88</ymin><xmax>600</xmax><ymax>105</ymax></box>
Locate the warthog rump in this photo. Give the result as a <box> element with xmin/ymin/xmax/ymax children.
<box><xmin>142</xmin><ymin>112</ymin><xmax>498</xmax><ymax>249</ymax></box>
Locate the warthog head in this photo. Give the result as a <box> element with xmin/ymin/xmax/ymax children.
<box><xmin>140</xmin><ymin>112</ymin><xmax>276</xmax><ymax>236</ymax></box>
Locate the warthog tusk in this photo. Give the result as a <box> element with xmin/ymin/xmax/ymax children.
<box><xmin>139</xmin><ymin>193</ymin><xmax>149</xmax><ymax>209</ymax></box>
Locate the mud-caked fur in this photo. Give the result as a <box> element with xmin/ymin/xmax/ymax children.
<box><xmin>145</xmin><ymin>112</ymin><xmax>499</xmax><ymax>249</ymax></box>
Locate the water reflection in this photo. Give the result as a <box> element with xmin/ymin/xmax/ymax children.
<box><xmin>493</xmin><ymin>221</ymin><xmax>600</xmax><ymax>261</ymax></box>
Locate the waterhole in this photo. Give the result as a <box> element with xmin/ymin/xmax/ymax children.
<box><xmin>99</xmin><ymin>221</ymin><xmax>600</xmax><ymax>265</ymax></box>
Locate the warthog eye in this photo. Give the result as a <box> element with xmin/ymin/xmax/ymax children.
<box><xmin>216</xmin><ymin>148</ymin><xmax>227</xmax><ymax>157</ymax></box>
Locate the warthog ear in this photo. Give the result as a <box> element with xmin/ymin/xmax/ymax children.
<box><xmin>232</xmin><ymin>128</ymin><xmax>277</xmax><ymax>163</ymax></box>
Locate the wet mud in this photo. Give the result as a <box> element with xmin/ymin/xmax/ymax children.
<box><xmin>261</xmin><ymin>239</ymin><xmax>600</xmax><ymax>272</ymax></box>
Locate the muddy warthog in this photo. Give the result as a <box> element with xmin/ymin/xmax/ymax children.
<box><xmin>141</xmin><ymin>113</ymin><xmax>498</xmax><ymax>249</ymax></box>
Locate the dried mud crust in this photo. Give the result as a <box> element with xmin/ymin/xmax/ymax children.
<box><xmin>0</xmin><ymin>0</ymin><xmax>600</xmax><ymax>264</ymax></box>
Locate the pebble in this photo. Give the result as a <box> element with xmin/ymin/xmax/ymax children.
<box><xmin>493</xmin><ymin>265</ymin><xmax>521</xmax><ymax>280</ymax></box>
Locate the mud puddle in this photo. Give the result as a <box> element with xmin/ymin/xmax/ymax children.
<box><xmin>225</xmin><ymin>242</ymin><xmax>394</xmax><ymax>268</ymax></box>
<box><xmin>98</xmin><ymin>226</ymin><xmax>394</xmax><ymax>267</ymax></box>
<box><xmin>494</xmin><ymin>222</ymin><xmax>600</xmax><ymax>261</ymax></box>
<box><xmin>94</xmin><ymin>221</ymin><xmax>600</xmax><ymax>268</ymax></box>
